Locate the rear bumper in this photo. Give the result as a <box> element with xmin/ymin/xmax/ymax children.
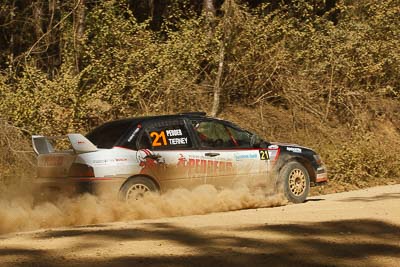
<box><xmin>34</xmin><ymin>177</ymin><xmax>127</xmax><ymax>197</ymax></box>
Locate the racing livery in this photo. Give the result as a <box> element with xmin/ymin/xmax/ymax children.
<box><xmin>32</xmin><ymin>112</ymin><xmax>328</xmax><ymax>203</ymax></box>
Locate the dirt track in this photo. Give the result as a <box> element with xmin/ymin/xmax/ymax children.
<box><xmin>1</xmin><ymin>184</ymin><xmax>400</xmax><ymax>267</ymax></box>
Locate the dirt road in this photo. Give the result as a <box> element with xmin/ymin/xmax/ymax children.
<box><xmin>1</xmin><ymin>184</ymin><xmax>400</xmax><ymax>267</ymax></box>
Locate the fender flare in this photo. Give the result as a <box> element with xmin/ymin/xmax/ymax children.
<box><xmin>275</xmin><ymin>155</ymin><xmax>316</xmax><ymax>183</ymax></box>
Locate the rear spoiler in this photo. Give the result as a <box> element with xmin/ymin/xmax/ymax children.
<box><xmin>32</xmin><ymin>134</ymin><xmax>98</xmax><ymax>155</ymax></box>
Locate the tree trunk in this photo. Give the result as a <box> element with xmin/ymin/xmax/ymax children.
<box><xmin>47</xmin><ymin>0</ymin><xmax>58</xmax><ymax>78</ymax></box>
<box><xmin>210</xmin><ymin>0</ymin><xmax>233</xmax><ymax>117</ymax></box>
<box><xmin>32</xmin><ymin>0</ymin><xmax>44</xmax><ymax>68</ymax></box>
<box><xmin>73</xmin><ymin>0</ymin><xmax>85</xmax><ymax>74</ymax></box>
<box><xmin>203</xmin><ymin>0</ymin><xmax>221</xmax><ymax>116</ymax></box>
<box><xmin>203</xmin><ymin>0</ymin><xmax>216</xmax><ymax>39</ymax></box>
<box><xmin>149</xmin><ymin>0</ymin><xmax>165</xmax><ymax>31</ymax></box>
<box><xmin>8</xmin><ymin>0</ymin><xmax>16</xmax><ymax>75</ymax></box>
<box><xmin>203</xmin><ymin>0</ymin><xmax>216</xmax><ymax>18</ymax></box>
<box><xmin>32</xmin><ymin>1</ymin><xmax>43</xmax><ymax>40</ymax></box>
<box><xmin>211</xmin><ymin>42</ymin><xmax>225</xmax><ymax>117</ymax></box>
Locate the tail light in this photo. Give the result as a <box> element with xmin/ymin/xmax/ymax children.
<box><xmin>68</xmin><ymin>163</ymin><xmax>95</xmax><ymax>177</ymax></box>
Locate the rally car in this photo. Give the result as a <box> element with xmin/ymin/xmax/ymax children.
<box><xmin>32</xmin><ymin>112</ymin><xmax>327</xmax><ymax>203</ymax></box>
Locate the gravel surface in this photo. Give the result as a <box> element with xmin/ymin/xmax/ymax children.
<box><xmin>1</xmin><ymin>184</ymin><xmax>400</xmax><ymax>267</ymax></box>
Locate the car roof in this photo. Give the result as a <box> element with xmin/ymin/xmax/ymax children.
<box><xmin>95</xmin><ymin>112</ymin><xmax>209</xmax><ymax>129</ymax></box>
<box><xmin>86</xmin><ymin>112</ymin><xmax>252</xmax><ymax>148</ymax></box>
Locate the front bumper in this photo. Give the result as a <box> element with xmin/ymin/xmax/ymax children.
<box><xmin>315</xmin><ymin>166</ymin><xmax>328</xmax><ymax>184</ymax></box>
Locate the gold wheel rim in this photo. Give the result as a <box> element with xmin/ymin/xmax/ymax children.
<box><xmin>288</xmin><ymin>169</ymin><xmax>307</xmax><ymax>196</ymax></box>
<box><xmin>126</xmin><ymin>184</ymin><xmax>150</xmax><ymax>201</ymax></box>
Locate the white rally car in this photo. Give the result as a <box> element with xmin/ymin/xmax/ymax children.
<box><xmin>32</xmin><ymin>112</ymin><xmax>327</xmax><ymax>203</ymax></box>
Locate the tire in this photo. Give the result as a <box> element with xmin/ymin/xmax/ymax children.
<box><xmin>120</xmin><ymin>176</ymin><xmax>158</xmax><ymax>201</ymax></box>
<box><xmin>278</xmin><ymin>161</ymin><xmax>310</xmax><ymax>203</ymax></box>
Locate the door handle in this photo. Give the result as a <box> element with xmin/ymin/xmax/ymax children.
<box><xmin>205</xmin><ymin>152</ymin><xmax>220</xmax><ymax>157</ymax></box>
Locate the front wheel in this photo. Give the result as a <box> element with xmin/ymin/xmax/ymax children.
<box><xmin>120</xmin><ymin>176</ymin><xmax>158</xmax><ymax>201</ymax></box>
<box><xmin>278</xmin><ymin>161</ymin><xmax>310</xmax><ymax>203</ymax></box>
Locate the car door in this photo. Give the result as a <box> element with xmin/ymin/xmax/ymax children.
<box><xmin>136</xmin><ymin>118</ymin><xmax>205</xmax><ymax>191</ymax></box>
<box><xmin>189</xmin><ymin>118</ymin><xmax>271</xmax><ymax>189</ymax></box>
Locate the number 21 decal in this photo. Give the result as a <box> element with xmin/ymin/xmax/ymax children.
<box><xmin>150</xmin><ymin>131</ymin><xmax>167</xmax><ymax>146</ymax></box>
<box><xmin>259</xmin><ymin>150</ymin><xmax>269</xmax><ymax>160</ymax></box>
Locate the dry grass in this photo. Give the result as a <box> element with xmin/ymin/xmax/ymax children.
<box><xmin>0</xmin><ymin>120</ymin><xmax>35</xmax><ymax>192</ymax></box>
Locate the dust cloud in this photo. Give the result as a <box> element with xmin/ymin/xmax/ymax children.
<box><xmin>0</xmin><ymin>185</ymin><xmax>285</xmax><ymax>235</ymax></box>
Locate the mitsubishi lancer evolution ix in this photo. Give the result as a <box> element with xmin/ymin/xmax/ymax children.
<box><xmin>32</xmin><ymin>112</ymin><xmax>327</xmax><ymax>203</ymax></box>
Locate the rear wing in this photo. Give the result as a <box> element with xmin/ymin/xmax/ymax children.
<box><xmin>32</xmin><ymin>134</ymin><xmax>97</xmax><ymax>155</ymax></box>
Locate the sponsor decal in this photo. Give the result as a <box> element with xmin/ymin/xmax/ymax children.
<box><xmin>136</xmin><ymin>149</ymin><xmax>160</xmax><ymax>162</ymax></box>
<box><xmin>136</xmin><ymin>150</ymin><xmax>233</xmax><ymax>178</ymax></box>
<box><xmin>150</xmin><ymin>131</ymin><xmax>168</xmax><ymax>146</ymax></box>
<box><xmin>287</xmin><ymin>147</ymin><xmax>302</xmax><ymax>153</ymax></box>
<box><xmin>268</xmin><ymin>145</ymin><xmax>279</xmax><ymax>149</ymax></box>
<box><xmin>259</xmin><ymin>150</ymin><xmax>269</xmax><ymax>160</ymax></box>
<box><xmin>150</xmin><ymin>128</ymin><xmax>189</xmax><ymax>146</ymax></box>
<box><xmin>93</xmin><ymin>159</ymin><xmax>109</xmax><ymax>164</ymax></box>
<box><xmin>177</xmin><ymin>154</ymin><xmax>233</xmax><ymax>175</ymax></box>
<box><xmin>165</xmin><ymin>129</ymin><xmax>182</xmax><ymax>136</ymax></box>
<box><xmin>234</xmin><ymin>153</ymin><xmax>258</xmax><ymax>161</ymax></box>
<box><xmin>128</xmin><ymin>124</ymin><xmax>141</xmax><ymax>142</ymax></box>
<box><xmin>169</xmin><ymin>137</ymin><xmax>188</xmax><ymax>145</ymax></box>
<box><xmin>92</xmin><ymin>158</ymin><xmax>128</xmax><ymax>165</ymax></box>
<box><xmin>136</xmin><ymin>149</ymin><xmax>165</xmax><ymax>175</ymax></box>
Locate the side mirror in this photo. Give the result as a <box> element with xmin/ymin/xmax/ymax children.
<box><xmin>250</xmin><ymin>134</ymin><xmax>261</xmax><ymax>148</ymax></box>
<box><xmin>250</xmin><ymin>134</ymin><xmax>268</xmax><ymax>148</ymax></box>
<box><xmin>259</xmin><ymin>141</ymin><xmax>269</xmax><ymax>148</ymax></box>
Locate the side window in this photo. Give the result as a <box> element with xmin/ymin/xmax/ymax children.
<box><xmin>192</xmin><ymin>120</ymin><xmax>237</xmax><ymax>148</ymax></box>
<box><xmin>226</xmin><ymin>126</ymin><xmax>252</xmax><ymax>148</ymax></box>
<box><xmin>120</xmin><ymin>124</ymin><xmax>144</xmax><ymax>150</ymax></box>
<box><xmin>137</xmin><ymin>132</ymin><xmax>151</xmax><ymax>150</ymax></box>
<box><xmin>139</xmin><ymin>121</ymin><xmax>192</xmax><ymax>150</ymax></box>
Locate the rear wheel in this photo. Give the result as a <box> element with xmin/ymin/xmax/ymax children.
<box><xmin>120</xmin><ymin>176</ymin><xmax>158</xmax><ymax>201</ymax></box>
<box><xmin>279</xmin><ymin>161</ymin><xmax>310</xmax><ymax>203</ymax></box>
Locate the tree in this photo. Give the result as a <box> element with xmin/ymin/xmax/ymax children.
<box><xmin>73</xmin><ymin>0</ymin><xmax>85</xmax><ymax>74</ymax></box>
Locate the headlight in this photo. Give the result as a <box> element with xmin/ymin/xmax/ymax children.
<box><xmin>313</xmin><ymin>154</ymin><xmax>323</xmax><ymax>165</ymax></box>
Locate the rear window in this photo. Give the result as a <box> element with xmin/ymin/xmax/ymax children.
<box><xmin>86</xmin><ymin>120</ymin><xmax>134</xmax><ymax>149</ymax></box>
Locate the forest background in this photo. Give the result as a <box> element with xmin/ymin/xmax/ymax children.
<box><xmin>0</xmin><ymin>0</ymin><xmax>399</xmax><ymax>194</ymax></box>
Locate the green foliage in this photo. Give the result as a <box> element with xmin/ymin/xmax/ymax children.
<box><xmin>1</xmin><ymin>0</ymin><xmax>398</xmax><ymax>133</ymax></box>
<box><xmin>0</xmin><ymin>0</ymin><xmax>398</xmax><ymax>188</ymax></box>
<box><xmin>77</xmin><ymin>2</ymin><xmax>214</xmax><ymax>124</ymax></box>
<box><xmin>324</xmin><ymin>137</ymin><xmax>400</xmax><ymax>186</ymax></box>
<box><xmin>0</xmin><ymin>65</ymin><xmax>81</xmax><ymax>135</ymax></box>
